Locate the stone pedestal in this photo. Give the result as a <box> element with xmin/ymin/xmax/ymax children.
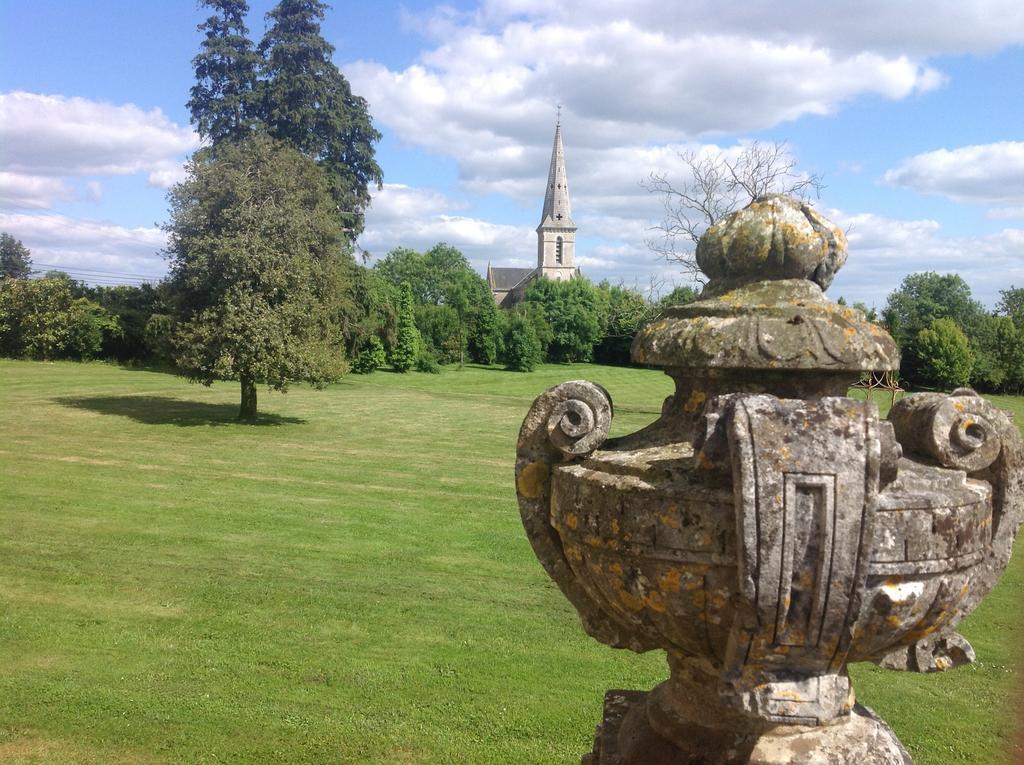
<box><xmin>584</xmin><ymin>690</ymin><xmax>913</xmax><ymax>765</ymax></box>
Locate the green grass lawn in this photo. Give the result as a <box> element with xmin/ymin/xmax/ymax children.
<box><xmin>0</xmin><ymin>359</ymin><xmax>1021</xmax><ymax>764</ymax></box>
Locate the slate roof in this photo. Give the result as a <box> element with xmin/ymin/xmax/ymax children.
<box><xmin>488</xmin><ymin>266</ymin><xmax>535</xmax><ymax>291</ymax></box>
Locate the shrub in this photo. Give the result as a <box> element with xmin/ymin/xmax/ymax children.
<box><xmin>414</xmin><ymin>347</ymin><xmax>441</xmax><ymax>374</ymax></box>
<box><xmin>504</xmin><ymin>313</ymin><xmax>543</xmax><ymax>372</ymax></box>
<box><xmin>352</xmin><ymin>336</ymin><xmax>387</xmax><ymax>374</ymax></box>
<box><xmin>415</xmin><ymin>303</ymin><xmax>462</xmax><ymax>364</ymax></box>
<box><xmin>0</xmin><ymin>277</ymin><xmax>116</xmax><ymax>360</ymax></box>
<box><xmin>67</xmin><ymin>297</ymin><xmax>121</xmax><ymax>359</ymax></box>
<box><xmin>915</xmin><ymin>318</ymin><xmax>974</xmax><ymax>390</ymax></box>
<box><xmin>524</xmin><ymin>276</ymin><xmax>605</xmax><ymax>363</ymax></box>
<box><xmin>144</xmin><ymin>313</ymin><xmax>176</xmax><ymax>365</ymax></box>
<box><xmin>468</xmin><ymin>298</ymin><xmax>504</xmax><ymax>365</ymax></box>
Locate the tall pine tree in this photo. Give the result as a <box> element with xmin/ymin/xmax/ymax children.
<box><xmin>188</xmin><ymin>0</ymin><xmax>260</xmax><ymax>144</ymax></box>
<box><xmin>258</xmin><ymin>0</ymin><xmax>382</xmax><ymax>237</ymax></box>
<box><xmin>391</xmin><ymin>282</ymin><xmax>420</xmax><ymax>373</ymax></box>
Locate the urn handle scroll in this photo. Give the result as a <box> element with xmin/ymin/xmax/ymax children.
<box><xmin>877</xmin><ymin>388</ymin><xmax>1024</xmax><ymax>674</ymax></box>
<box><xmin>889</xmin><ymin>389</ymin><xmax>1023</xmax><ymax>576</ymax></box>
<box><xmin>516</xmin><ymin>381</ymin><xmax>641</xmax><ymax>650</ymax></box>
<box><xmin>889</xmin><ymin>388</ymin><xmax>1004</xmax><ymax>473</ymax></box>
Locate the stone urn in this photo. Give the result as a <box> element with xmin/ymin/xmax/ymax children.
<box><xmin>515</xmin><ymin>195</ymin><xmax>1023</xmax><ymax>764</ymax></box>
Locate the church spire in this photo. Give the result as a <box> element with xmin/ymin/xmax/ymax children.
<box><xmin>536</xmin><ymin>117</ymin><xmax>578</xmax><ymax>280</ymax></box>
<box><xmin>539</xmin><ymin>119</ymin><xmax>574</xmax><ymax>227</ymax></box>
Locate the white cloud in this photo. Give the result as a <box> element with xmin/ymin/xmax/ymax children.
<box><xmin>0</xmin><ymin>92</ymin><xmax>199</xmax><ymax>208</ymax></box>
<box><xmin>827</xmin><ymin>209</ymin><xmax>1024</xmax><ymax>307</ymax></box>
<box><xmin>987</xmin><ymin>206</ymin><xmax>1024</xmax><ymax>221</ymax></box>
<box><xmin>361</xmin><ymin>183</ymin><xmax>533</xmax><ymax>270</ymax></box>
<box><xmin>0</xmin><ymin>172</ymin><xmax>76</xmax><ymax>209</ymax></box>
<box><xmin>349</xmin><ymin>25</ymin><xmax>942</xmax><ymax>165</ymax></box>
<box><xmin>884</xmin><ymin>141</ymin><xmax>1024</xmax><ymax>205</ymax></box>
<box><xmin>0</xmin><ymin>211</ymin><xmax>168</xmax><ymax>280</ymax></box>
<box><xmin>475</xmin><ymin>0</ymin><xmax>1024</xmax><ymax>56</ymax></box>
<box><xmin>345</xmin><ymin>0</ymin><xmax>1024</xmax><ymax>173</ymax></box>
<box><xmin>145</xmin><ymin>163</ymin><xmax>190</xmax><ymax>189</ymax></box>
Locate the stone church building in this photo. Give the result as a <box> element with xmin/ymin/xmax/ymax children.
<box><xmin>487</xmin><ymin>121</ymin><xmax>579</xmax><ymax>307</ymax></box>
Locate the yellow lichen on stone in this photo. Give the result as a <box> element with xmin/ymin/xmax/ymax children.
<box><xmin>516</xmin><ymin>461</ymin><xmax>549</xmax><ymax>499</ymax></box>
<box><xmin>645</xmin><ymin>591</ymin><xmax>667</xmax><ymax>613</ymax></box>
<box><xmin>683</xmin><ymin>389</ymin><xmax>707</xmax><ymax>413</ymax></box>
<box><xmin>660</xmin><ymin>568</ymin><xmax>682</xmax><ymax>592</ymax></box>
<box><xmin>696</xmin><ymin>451</ymin><xmax>716</xmax><ymax>470</ymax></box>
<box><xmin>659</xmin><ymin>512</ymin><xmax>681</xmax><ymax>529</ymax></box>
<box><xmin>618</xmin><ymin>589</ymin><xmax>645</xmax><ymax>612</ymax></box>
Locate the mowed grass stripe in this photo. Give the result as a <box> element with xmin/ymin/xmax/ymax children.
<box><xmin>0</xmin><ymin>359</ymin><xmax>1020</xmax><ymax>764</ymax></box>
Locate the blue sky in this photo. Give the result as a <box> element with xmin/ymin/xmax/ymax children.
<box><xmin>1</xmin><ymin>1</ymin><xmax>1022</xmax><ymax>307</ymax></box>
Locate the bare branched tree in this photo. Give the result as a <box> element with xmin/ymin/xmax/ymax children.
<box><xmin>644</xmin><ymin>141</ymin><xmax>823</xmax><ymax>282</ymax></box>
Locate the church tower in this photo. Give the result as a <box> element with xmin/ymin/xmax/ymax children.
<box><xmin>536</xmin><ymin>119</ymin><xmax>577</xmax><ymax>281</ymax></box>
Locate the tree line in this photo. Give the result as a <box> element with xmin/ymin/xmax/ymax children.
<box><xmin>879</xmin><ymin>272</ymin><xmax>1024</xmax><ymax>394</ymax></box>
<box><xmin>0</xmin><ymin>229</ymin><xmax>694</xmax><ymax>374</ymax></box>
<box><xmin>4</xmin><ymin>228</ymin><xmax>1023</xmax><ymax>397</ymax></box>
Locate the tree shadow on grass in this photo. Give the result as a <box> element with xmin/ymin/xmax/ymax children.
<box><xmin>54</xmin><ymin>395</ymin><xmax>306</xmax><ymax>427</ymax></box>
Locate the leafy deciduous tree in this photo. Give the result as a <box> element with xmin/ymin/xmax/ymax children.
<box><xmin>524</xmin><ymin>276</ymin><xmax>606</xmax><ymax>363</ymax></box>
<box><xmin>0</xmin><ymin>233</ymin><xmax>33</xmax><ymax>280</ymax></box>
<box><xmin>915</xmin><ymin>318</ymin><xmax>974</xmax><ymax>390</ymax></box>
<box><xmin>971</xmin><ymin>314</ymin><xmax>1024</xmax><ymax>393</ymax></box>
<box><xmin>86</xmin><ymin>284</ymin><xmax>168</xmax><ymax>361</ymax></box>
<box><xmin>341</xmin><ymin>265</ymin><xmax>396</xmax><ymax>359</ymax></box>
<box><xmin>594</xmin><ymin>282</ymin><xmax>651</xmax><ymax>365</ymax></box>
<box><xmin>997</xmin><ymin>286</ymin><xmax>1024</xmax><ymax>328</ymax></box>
<box><xmin>351</xmin><ymin>335</ymin><xmax>386</xmax><ymax>374</ymax></box>
<box><xmin>989</xmin><ymin>317</ymin><xmax>1024</xmax><ymax>393</ymax></box>
<box><xmin>882</xmin><ymin>272</ymin><xmax>987</xmax><ymax>387</ymax></box>
<box><xmin>468</xmin><ymin>297</ymin><xmax>504</xmax><ymax>365</ymax></box>
<box><xmin>883</xmin><ymin>272</ymin><xmax>985</xmax><ymax>349</ymax></box>
<box><xmin>0</xmin><ymin>277</ymin><xmax>117</xmax><ymax>360</ymax></box>
<box><xmin>164</xmin><ymin>134</ymin><xmax>349</xmax><ymax>420</ymax></box>
<box><xmin>415</xmin><ymin>302</ymin><xmax>461</xmax><ymax>364</ymax></box>
<box><xmin>375</xmin><ymin>243</ymin><xmax>497</xmax><ymax>366</ymax></box>
<box><xmin>657</xmin><ymin>284</ymin><xmax>700</xmax><ymax>307</ymax></box>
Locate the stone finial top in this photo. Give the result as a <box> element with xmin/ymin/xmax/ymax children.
<box><xmin>696</xmin><ymin>194</ymin><xmax>846</xmax><ymax>294</ymax></box>
<box><xmin>631</xmin><ymin>194</ymin><xmax>899</xmax><ymax>373</ymax></box>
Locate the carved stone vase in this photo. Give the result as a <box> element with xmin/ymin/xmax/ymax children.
<box><xmin>515</xmin><ymin>195</ymin><xmax>1023</xmax><ymax>764</ymax></box>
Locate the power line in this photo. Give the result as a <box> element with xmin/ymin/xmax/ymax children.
<box><xmin>32</xmin><ymin>262</ymin><xmax>166</xmax><ymax>281</ymax></box>
<box><xmin>28</xmin><ymin>269</ymin><xmax>161</xmax><ymax>288</ymax></box>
